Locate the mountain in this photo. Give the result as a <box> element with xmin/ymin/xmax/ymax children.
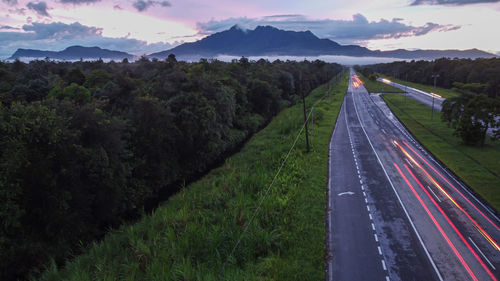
<box><xmin>9</xmin><ymin>46</ymin><xmax>134</xmax><ymax>61</ymax></box>
<box><xmin>149</xmin><ymin>25</ymin><xmax>496</xmax><ymax>60</ymax></box>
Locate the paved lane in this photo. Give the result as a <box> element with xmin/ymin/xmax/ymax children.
<box><xmin>326</xmin><ymin>69</ymin><xmax>500</xmax><ymax>281</ymax></box>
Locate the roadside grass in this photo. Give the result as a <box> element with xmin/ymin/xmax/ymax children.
<box><xmin>356</xmin><ymin>72</ymin><xmax>402</xmax><ymax>93</ymax></box>
<box><xmin>38</xmin><ymin>73</ymin><xmax>349</xmax><ymax>281</ymax></box>
<box><xmin>378</xmin><ymin>74</ymin><xmax>459</xmax><ymax>99</ymax></box>
<box><xmin>382</xmin><ymin>94</ymin><xmax>500</xmax><ymax>211</ymax></box>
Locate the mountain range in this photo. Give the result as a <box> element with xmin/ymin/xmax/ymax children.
<box><xmin>9</xmin><ymin>46</ymin><xmax>134</xmax><ymax>61</ymax></box>
<box><xmin>149</xmin><ymin>25</ymin><xmax>495</xmax><ymax>60</ymax></box>
<box><xmin>8</xmin><ymin>25</ymin><xmax>496</xmax><ymax>61</ymax></box>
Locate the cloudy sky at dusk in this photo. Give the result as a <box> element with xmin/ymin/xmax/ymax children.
<box><xmin>1</xmin><ymin>0</ymin><xmax>499</xmax><ymax>58</ymax></box>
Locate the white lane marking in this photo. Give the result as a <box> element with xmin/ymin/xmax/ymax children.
<box><xmin>348</xmin><ymin>79</ymin><xmax>444</xmax><ymax>281</ymax></box>
<box><xmin>427</xmin><ymin>186</ymin><xmax>442</xmax><ymax>203</ymax></box>
<box><xmin>371</xmin><ymin>223</ymin><xmax>376</xmax><ymax>231</ymax></box>
<box><xmin>375</xmin><ymin>120</ymin><xmax>380</xmax><ymax>125</ymax></box>
<box><xmin>382</xmin><ymin>260</ymin><xmax>387</xmax><ymax>271</ymax></box>
<box><xmin>468</xmin><ymin>237</ymin><xmax>496</xmax><ymax>270</ymax></box>
<box><xmin>378</xmin><ymin>246</ymin><xmax>382</xmax><ymax>255</ymax></box>
<box><xmin>363</xmin><ymin>191</ymin><xmax>367</xmax><ymax>197</ymax></box>
<box><xmin>338</xmin><ymin>191</ymin><xmax>355</xmax><ymax>196</ymax></box>
<box><xmin>367</xmin><ymin>205</ymin><xmax>370</xmax><ymax>212</ymax></box>
<box><xmin>374</xmin><ymin>233</ymin><xmax>379</xmax><ymax>242</ymax></box>
<box><xmin>386</xmin><ymin>276</ymin><xmax>390</xmax><ymax>281</ymax></box>
<box><xmin>381</xmin><ymin>128</ymin><xmax>387</xmax><ymax>135</ymax></box>
<box><xmin>365</xmin><ymin>197</ymin><xmax>368</xmax><ymax>203</ymax></box>
<box><xmin>404</xmin><ymin>158</ymin><xmax>414</xmax><ymax>168</ymax></box>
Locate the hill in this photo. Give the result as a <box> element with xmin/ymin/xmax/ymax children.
<box><xmin>149</xmin><ymin>25</ymin><xmax>496</xmax><ymax>60</ymax></box>
<box><xmin>9</xmin><ymin>46</ymin><xmax>134</xmax><ymax>61</ymax></box>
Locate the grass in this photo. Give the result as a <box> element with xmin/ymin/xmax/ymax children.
<box><xmin>38</xmin><ymin>73</ymin><xmax>349</xmax><ymax>281</ymax></box>
<box><xmin>382</xmin><ymin>94</ymin><xmax>500</xmax><ymax>211</ymax></box>
<box><xmin>356</xmin><ymin>72</ymin><xmax>402</xmax><ymax>93</ymax></box>
<box><xmin>378</xmin><ymin>74</ymin><xmax>459</xmax><ymax>99</ymax></box>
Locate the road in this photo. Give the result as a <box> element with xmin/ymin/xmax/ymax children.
<box><xmin>376</xmin><ymin>77</ymin><xmax>444</xmax><ymax>112</ymax></box>
<box><xmin>326</xmin><ymin>69</ymin><xmax>500</xmax><ymax>281</ymax></box>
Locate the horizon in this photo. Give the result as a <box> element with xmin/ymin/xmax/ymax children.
<box><xmin>1</xmin><ymin>0</ymin><xmax>500</xmax><ymax>59</ymax></box>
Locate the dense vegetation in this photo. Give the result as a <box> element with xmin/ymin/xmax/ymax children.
<box><xmin>38</xmin><ymin>73</ymin><xmax>349</xmax><ymax>281</ymax></box>
<box><xmin>0</xmin><ymin>56</ymin><xmax>342</xmax><ymax>280</ymax></box>
<box><xmin>358</xmin><ymin>58</ymin><xmax>500</xmax><ymax>146</ymax></box>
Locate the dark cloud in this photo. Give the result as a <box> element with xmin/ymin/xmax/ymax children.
<box><xmin>197</xmin><ymin>14</ymin><xmax>461</xmax><ymax>44</ymax></box>
<box><xmin>113</xmin><ymin>4</ymin><xmax>122</xmax><ymax>9</ymax></box>
<box><xmin>22</xmin><ymin>21</ymin><xmax>102</xmax><ymax>39</ymax></box>
<box><xmin>132</xmin><ymin>0</ymin><xmax>170</xmax><ymax>11</ymax></box>
<box><xmin>8</xmin><ymin>7</ymin><xmax>26</xmax><ymax>15</ymax></box>
<box><xmin>59</xmin><ymin>0</ymin><xmax>101</xmax><ymax>4</ymax></box>
<box><xmin>26</xmin><ymin>1</ymin><xmax>50</xmax><ymax>17</ymax></box>
<box><xmin>411</xmin><ymin>0</ymin><xmax>499</xmax><ymax>5</ymax></box>
<box><xmin>0</xmin><ymin>21</ymin><xmax>178</xmax><ymax>58</ymax></box>
<box><xmin>2</xmin><ymin>0</ymin><xmax>18</xmax><ymax>6</ymax></box>
<box><xmin>0</xmin><ymin>25</ymin><xmax>20</xmax><ymax>30</ymax></box>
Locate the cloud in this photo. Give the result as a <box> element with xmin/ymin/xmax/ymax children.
<box><xmin>196</xmin><ymin>14</ymin><xmax>461</xmax><ymax>44</ymax></box>
<box><xmin>59</xmin><ymin>0</ymin><xmax>101</xmax><ymax>4</ymax></box>
<box><xmin>0</xmin><ymin>25</ymin><xmax>20</xmax><ymax>30</ymax></box>
<box><xmin>26</xmin><ymin>1</ymin><xmax>50</xmax><ymax>17</ymax></box>
<box><xmin>2</xmin><ymin>0</ymin><xmax>18</xmax><ymax>6</ymax></box>
<box><xmin>411</xmin><ymin>0</ymin><xmax>500</xmax><ymax>5</ymax></box>
<box><xmin>113</xmin><ymin>4</ymin><xmax>122</xmax><ymax>9</ymax></box>
<box><xmin>132</xmin><ymin>0</ymin><xmax>171</xmax><ymax>12</ymax></box>
<box><xmin>0</xmin><ymin>21</ymin><xmax>178</xmax><ymax>58</ymax></box>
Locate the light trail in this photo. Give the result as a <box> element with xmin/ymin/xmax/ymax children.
<box><xmin>394</xmin><ymin>140</ymin><xmax>500</xmax><ymax>252</ymax></box>
<box><xmin>402</xmin><ymin>140</ymin><xmax>500</xmax><ymax>233</ymax></box>
<box><xmin>404</xmin><ymin>164</ymin><xmax>497</xmax><ymax>281</ymax></box>
<box><xmin>394</xmin><ymin>163</ymin><xmax>479</xmax><ymax>281</ymax></box>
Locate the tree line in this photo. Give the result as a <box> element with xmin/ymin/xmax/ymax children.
<box><xmin>358</xmin><ymin>58</ymin><xmax>500</xmax><ymax>146</ymax></box>
<box><xmin>0</xmin><ymin>56</ymin><xmax>342</xmax><ymax>280</ymax></box>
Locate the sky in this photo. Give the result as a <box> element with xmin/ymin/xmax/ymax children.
<box><xmin>1</xmin><ymin>0</ymin><xmax>499</xmax><ymax>59</ymax></box>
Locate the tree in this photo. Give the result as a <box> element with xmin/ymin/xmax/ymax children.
<box><xmin>48</xmin><ymin>83</ymin><xmax>91</xmax><ymax>105</ymax></box>
<box><xmin>84</xmin><ymin>69</ymin><xmax>112</xmax><ymax>90</ymax></box>
<box><xmin>64</xmin><ymin>68</ymin><xmax>86</xmax><ymax>85</ymax></box>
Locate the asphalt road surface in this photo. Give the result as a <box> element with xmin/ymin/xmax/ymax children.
<box><xmin>326</xmin><ymin>69</ymin><xmax>500</xmax><ymax>281</ymax></box>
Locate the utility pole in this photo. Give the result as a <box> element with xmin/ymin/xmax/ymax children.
<box><xmin>300</xmin><ymin>71</ymin><xmax>310</xmax><ymax>152</ymax></box>
<box><xmin>431</xmin><ymin>74</ymin><xmax>439</xmax><ymax>120</ymax></box>
<box><xmin>405</xmin><ymin>73</ymin><xmax>408</xmax><ymax>104</ymax></box>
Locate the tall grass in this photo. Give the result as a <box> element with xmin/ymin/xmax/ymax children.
<box><xmin>38</xmin><ymin>73</ymin><xmax>349</xmax><ymax>281</ymax></box>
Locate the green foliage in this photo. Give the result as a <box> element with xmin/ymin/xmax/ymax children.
<box><xmin>64</xmin><ymin>68</ymin><xmax>86</xmax><ymax>86</ymax></box>
<box><xmin>48</xmin><ymin>83</ymin><xmax>91</xmax><ymax>104</ymax></box>
<box><xmin>84</xmin><ymin>69</ymin><xmax>112</xmax><ymax>90</ymax></box>
<box><xmin>0</xmin><ymin>58</ymin><xmax>343</xmax><ymax>280</ymax></box>
<box><xmin>442</xmin><ymin>93</ymin><xmax>499</xmax><ymax>146</ymax></box>
<box><xmin>38</xmin><ymin>72</ymin><xmax>349</xmax><ymax>281</ymax></box>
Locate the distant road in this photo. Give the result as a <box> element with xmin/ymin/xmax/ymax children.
<box><xmin>376</xmin><ymin>77</ymin><xmax>444</xmax><ymax>112</ymax></box>
<box><xmin>326</xmin><ymin>69</ymin><xmax>500</xmax><ymax>281</ymax></box>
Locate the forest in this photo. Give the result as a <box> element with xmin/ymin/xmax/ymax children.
<box><xmin>358</xmin><ymin>58</ymin><xmax>500</xmax><ymax>146</ymax></box>
<box><xmin>0</xmin><ymin>56</ymin><xmax>342</xmax><ymax>280</ymax></box>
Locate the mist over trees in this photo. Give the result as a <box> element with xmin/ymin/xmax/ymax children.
<box><xmin>0</xmin><ymin>57</ymin><xmax>342</xmax><ymax>280</ymax></box>
<box><xmin>362</xmin><ymin>58</ymin><xmax>500</xmax><ymax>146</ymax></box>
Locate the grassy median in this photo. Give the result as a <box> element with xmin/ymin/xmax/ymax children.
<box><xmin>356</xmin><ymin>72</ymin><xmax>402</xmax><ymax>94</ymax></box>
<box><xmin>378</xmin><ymin>74</ymin><xmax>459</xmax><ymax>99</ymax></box>
<box><xmin>39</xmin><ymin>73</ymin><xmax>349</xmax><ymax>281</ymax></box>
<box><xmin>382</xmin><ymin>94</ymin><xmax>500</xmax><ymax>212</ymax></box>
